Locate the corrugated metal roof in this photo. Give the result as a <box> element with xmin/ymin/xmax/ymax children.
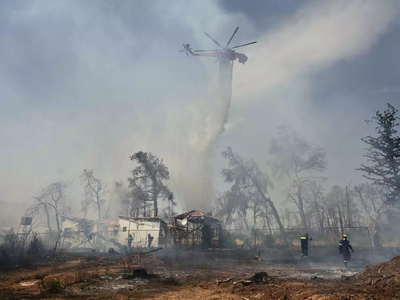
<box><xmin>118</xmin><ymin>215</ymin><xmax>166</xmax><ymax>224</ymax></box>
<box><xmin>172</xmin><ymin>210</ymin><xmax>220</xmax><ymax>222</ymax></box>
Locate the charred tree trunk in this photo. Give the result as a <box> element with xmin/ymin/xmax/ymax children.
<box><xmin>153</xmin><ymin>198</ymin><xmax>158</xmax><ymax>217</ymax></box>
<box><xmin>96</xmin><ymin>194</ymin><xmax>102</xmax><ymax>220</ymax></box>
<box><xmin>55</xmin><ymin>209</ymin><xmax>60</xmax><ymax>232</ymax></box>
<box><xmin>253</xmin><ymin>206</ymin><xmax>257</xmax><ymax>228</ymax></box>
<box><xmin>243</xmin><ymin>213</ymin><xmax>250</xmax><ymax>232</ymax></box>
<box><xmin>266</xmin><ymin>213</ymin><xmax>272</xmax><ymax>235</ymax></box>
<box><xmin>44</xmin><ymin>203</ymin><xmax>53</xmax><ymax>232</ymax></box>
<box><xmin>152</xmin><ymin>187</ymin><xmax>159</xmax><ymax>217</ymax></box>
<box><xmin>313</xmin><ymin>198</ymin><xmax>323</xmax><ymax>232</ymax></box>
<box><xmin>255</xmin><ymin>184</ymin><xmax>287</xmax><ymax>240</ymax></box>
<box><xmin>295</xmin><ymin>180</ymin><xmax>308</xmax><ymax>230</ymax></box>
<box><xmin>320</xmin><ymin>215</ymin><xmax>325</xmax><ymax>233</ymax></box>
<box><xmin>297</xmin><ymin>192</ymin><xmax>307</xmax><ymax>230</ymax></box>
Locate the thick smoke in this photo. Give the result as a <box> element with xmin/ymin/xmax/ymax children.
<box><xmin>0</xmin><ymin>0</ymin><xmax>400</xmax><ymax>223</ymax></box>
<box><xmin>0</xmin><ymin>1</ymin><xmax>251</xmax><ymax>217</ymax></box>
<box><xmin>234</xmin><ymin>0</ymin><xmax>400</xmax><ymax>103</ymax></box>
<box><xmin>220</xmin><ymin>0</ymin><xmax>400</xmax><ymax>197</ymax></box>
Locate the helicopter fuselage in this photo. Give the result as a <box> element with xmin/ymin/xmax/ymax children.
<box><xmin>188</xmin><ymin>49</ymin><xmax>248</xmax><ymax>64</ymax></box>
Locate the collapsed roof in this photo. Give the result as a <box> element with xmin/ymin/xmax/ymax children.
<box><xmin>172</xmin><ymin>210</ymin><xmax>221</xmax><ymax>224</ymax></box>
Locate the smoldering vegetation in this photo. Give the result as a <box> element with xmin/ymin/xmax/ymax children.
<box><xmin>1</xmin><ymin>1</ymin><xmax>400</xmax><ymax>299</ymax></box>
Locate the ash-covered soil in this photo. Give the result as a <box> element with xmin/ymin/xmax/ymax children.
<box><xmin>1</xmin><ymin>248</ymin><xmax>400</xmax><ymax>299</ymax></box>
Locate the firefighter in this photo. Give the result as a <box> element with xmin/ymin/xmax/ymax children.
<box><xmin>147</xmin><ymin>233</ymin><xmax>154</xmax><ymax>248</ymax></box>
<box><xmin>373</xmin><ymin>230</ymin><xmax>382</xmax><ymax>249</ymax></box>
<box><xmin>29</xmin><ymin>236</ymin><xmax>40</xmax><ymax>255</ymax></box>
<box><xmin>128</xmin><ymin>234</ymin><xmax>133</xmax><ymax>248</ymax></box>
<box><xmin>300</xmin><ymin>233</ymin><xmax>312</xmax><ymax>260</ymax></box>
<box><xmin>339</xmin><ymin>234</ymin><xmax>354</xmax><ymax>267</ymax></box>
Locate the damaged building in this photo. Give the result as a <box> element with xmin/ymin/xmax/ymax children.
<box><xmin>171</xmin><ymin>210</ymin><xmax>222</xmax><ymax>250</ymax></box>
<box><xmin>61</xmin><ymin>216</ymin><xmax>120</xmax><ymax>252</ymax></box>
<box><xmin>57</xmin><ymin>211</ymin><xmax>223</xmax><ymax>252</ymax></box>
<box><xmin>117</xmin><ymin>215</ymin><xmax>167</xmax><ymax>249</ymax></box>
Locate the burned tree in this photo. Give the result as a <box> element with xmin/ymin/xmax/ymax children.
<box><xmin>129</xmin><ymin>151</ymin><xmax>174</xmax><ymax>217</ymax></box>
<box><xmin>353</xmin><ymin>183</ymin><xmax>389</xmax><ymax>231</ymax></box>
<box><xmin>248</xmin><ymin>190</ymin><xmax>266</xmax><ymax>230</ymax></box>
<box><xmin>115</xmin><ymin>181</ymin><xmax>145</xmax><ymax>218</ymax></box>
<box><xmin>215</xmin><ymin>190</ymin><xmax>249</xmax><ymax>228</ymax></box>
<box><xmin>258</xmin><ymin>202</ymin><xmax>275</xmax><ymax>235</ymax></box>
<box><xmin>302</xmin><ymin>180</ymin><xmax>325</xmax><ymax>231</ymax></box>
<box><xmin>80</xmin><ymin>169</ymin><xmax>108</xmax><ymax>220</ymax></box>
<box><xmin>221</xmin><ymin>147</ymin><xmax>287</xmax><ymax>238</ymax></box>
<box><xmin>158</xmin><ymin>204</ymin><xmax>178</xmax><ymax>224</ymax></box>
<box><xmin>358</xmin><ymin>103</ymin><xmax>400</xmax><ymax>206</ymax></box>
<box><xmin>29</xmin><ymin>182</ymin><xmax>69</xmax><ymax>232</ymax></box>
<box><xmin>324</xmin><ymin>186</ymin><xmax>347</xmax><ymax>233</ymax></box>
<box><xmin>269</xmin><ymin>125</ymin><xmax>327</xmax><ymax>230</ymax></box>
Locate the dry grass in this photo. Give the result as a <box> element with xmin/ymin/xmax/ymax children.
<box><xmin>36</xmin><ymin>269</ymin><xmax>99</xmax><ymax>294</ymax></box>
<box><xmin>37</xmin><ymin>277</ymin><xmax>64</xmax><ymax>293</ymax></box>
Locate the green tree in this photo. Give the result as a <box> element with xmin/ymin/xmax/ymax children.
<box><xmin>358</xmin><ymin>104</ymin><xmax>400</xmax><ymax>205</ymax></box>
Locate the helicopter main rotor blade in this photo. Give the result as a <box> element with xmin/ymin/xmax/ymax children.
<box><xmin>230</xmin><ymin>41</ymin><xmax>257</xmax><ymax>49</ymax></box>
<box><xmin>226</xmin><ymin>27</ymin><xmax>239</xmax><ymax>48</ymax></box>
<box><xmin>182</xmin><ymin>43</ymin><xmax>189</xmax><ymax>56</ymax></box>
<box><xmin>194</xmin><ymin>49</ymin><xmax>221</xmax><ymax>52</ymax></box>
<box><xmin>203</xmin><ymin>32</ymin><xmax>225</xmax><ymax>49</ymax></box>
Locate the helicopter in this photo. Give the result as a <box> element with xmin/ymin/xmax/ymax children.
<box><xmin>180</xmin><ymin>27</ymin><xmax>256</xmax><ymax>64</ymax></box>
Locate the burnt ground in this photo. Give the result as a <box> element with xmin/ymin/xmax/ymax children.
<box><xmin>1</xmin><ymin>247</ymin><xmax>399</xmax><ymax>299</ymax></box>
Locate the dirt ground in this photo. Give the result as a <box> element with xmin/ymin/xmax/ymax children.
<box><xmin>0</xmin><ymin>249</ymin><xmax>399</xmax><ymax>300</ymax></box>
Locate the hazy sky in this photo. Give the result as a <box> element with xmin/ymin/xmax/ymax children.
<box><xmin>1</xmin><ymin>0</ymin><xmax>400</xmax><ymax>218</ymax></box>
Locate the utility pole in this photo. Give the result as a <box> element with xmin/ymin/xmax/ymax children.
<box><xmin>346</xmin><ymin>186</ymin><xmax>351</xmax><ymax>228</ymax></box>
<box><xmin>338</xmin><ymin>203</ymin><xmax>344</xmax><ymax>234</ymax></box>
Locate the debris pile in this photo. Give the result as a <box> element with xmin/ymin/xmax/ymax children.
<box><xmin>361</xmin><ymin>256</ymin><xmax>400</xmax><ymax>279</ymax></box>
<box><xmin>353</xmin><ymin>256</ymin><xmax>400</xmax><ymax>298</ymax></box>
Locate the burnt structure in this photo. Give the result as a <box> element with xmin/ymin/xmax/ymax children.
<box><xmin>172</xmin><ymin>210</ymin><xmax>222</xmax><ymax>250</ymax></box>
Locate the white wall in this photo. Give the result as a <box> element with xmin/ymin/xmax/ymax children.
<box><xmin>118</xmin><ymin>219</ymin><xmax>161</xmax><ymax>248</ymax></box>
